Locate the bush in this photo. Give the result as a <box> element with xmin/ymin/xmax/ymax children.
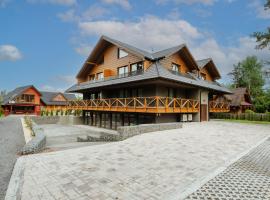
<box><xmin>0</xmin><ymin>106</ymin><xmax>4</xmax><ymax>117</ymax></box>
<box><xmin>50</xmin><ymin>110</ymin><xmax>53</xmax><ymax>116</ymax></box>
<box><xmin>24</xmin><ymin>116</ymin><xmax>35</xmax><ymax>136</ymax></box>
<box><xmin>245</xmin><ymin>109</ymin><xmax>255</xmax><ymax>114</ymax></box>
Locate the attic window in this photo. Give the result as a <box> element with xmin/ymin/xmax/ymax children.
<box><xmin>118</xmin><ymin>49</ymin><xmax>128</xmax><ymax>59</ymax></box>
<box><xmin>171</xmin><ymin>63</ymin><xmax>180</xmax><ymax>72</ymax></box>
<box><xmin>200</xmin><ymin>72</ymin><xmax>206</xmax><ymax>80</ymax></box>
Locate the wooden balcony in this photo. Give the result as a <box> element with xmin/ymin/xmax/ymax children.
<box><xmin>209</xmin><ymin>101</ymin><xmax>230</xmax><ymax>113</ymax></box>
<box><xmin>68</xmin><ymin>96</ymin><xmax>200</xmax><ymax>113</ymax></box>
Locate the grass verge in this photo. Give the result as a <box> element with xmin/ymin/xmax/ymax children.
<box><xmin>217</xmin><ymin>119</ymin><xmax>270</xmax><ymax>125</ymax></box>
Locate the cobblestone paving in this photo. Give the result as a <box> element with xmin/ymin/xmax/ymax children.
<box><xmin>16</xmin><ymin>122</ymin><xmax>270</xmax><ymax>200</ymax></box>
<box><xmin>0</xmin><ymin>116</ymin><xmax>25</xmax><ymax>200</ymax></box>
<box><xmin>186</xmin><ymin>138</ymin><xmax>270</xmax><ymax>200</ymax></box>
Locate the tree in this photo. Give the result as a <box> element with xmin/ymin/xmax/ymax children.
<box><xmin>0</xmin><ymin>90</ymin><xmax>6</xmax><ymax>105</ymax></box>
<box><xmin>252</xmin><ymin>0</ymin><xmax>270</xmax><ymax>49</ymax></box>
<box><xmin>229</xmin><ymin>56</ymin><xmax>265</xmax><ymax>97</ymax></box>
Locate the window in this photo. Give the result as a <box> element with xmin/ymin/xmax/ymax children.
<box><xmin>171</xmin><ymin>63</ymin><xmax>180</xmax><ymax>72</ymax></box>
<box><xmin>17</xmin><ymin>94</ymin><xmax>35</xmax><ymax>103</ymax></box>
<box><xmin>88</xmin><ymin>74</ymin><xmax>95</xmax><ymax>81</ymax></box>
<box><xmin>200</xmin><ymin>73</ymin><xmax>206</xmax><ymax>80</ymax></box>
<box><xmin>118</xmin><ymin>49</ymin><xmax>128</xmax><ymax>59</ymax></box>
<box><xmin>118</xmin><ymin>66</ymin><xmax>128</xmax><ymax>76</ymax></box>
<box><xmin>96</xmin><ymin>72</ymin><xmax>104</xmax><ymax>80</ymax></box>
<box><xmin>131</xmin><ymin>62</ymin><xmax>144</xmax><ymax>73</ymax></box>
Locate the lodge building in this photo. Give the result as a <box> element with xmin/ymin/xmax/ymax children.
<box><xmin>1</xmin><ymin>85</ymin><xmax>76</xmax><ymax>115</ymax></box>
<box><xmin>66</xmin><ymin>36</ymin><xmax>231</xmax><ymax>129</ymax></box>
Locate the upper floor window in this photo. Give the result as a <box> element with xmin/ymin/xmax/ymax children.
<box><xmin>96</xmin><ymin>72</ymin><xmax>104</xmax><ymax>80</ymax></box>
<box><xmin>16</xmin><ymin>94</ymin><xmax>35</xmax><ymax>103</ymax></box>
<box><xmin>88</xmin><ymin>74</ymin><xmax>95</xmax><ymax>81</ymax></box>
<box><xmin>171</xmin><ymin>63</ymin><xmax>180</xmax><ymax>72</ymax></box>
<box><xmin>118</xmin><ymin>49</ymin><xmax>128</xmax><ymax>59</ymax></box>
<box><xmin>131</xmin><ymin>62</ymin><xmax>143</xmax><ymax>73</ymax></box>
<box><xmin>118</xmin><ymin>66</ymin><xmax>128</xmax><ymax>76</ymax></box>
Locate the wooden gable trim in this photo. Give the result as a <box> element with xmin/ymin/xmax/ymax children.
<box><xmin>76</xmin><ymin>37</ymin><xmax>146</xmax><ymax>79</ymax></box>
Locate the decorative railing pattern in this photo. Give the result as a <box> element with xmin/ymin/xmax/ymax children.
<box><xmin>209</xmin><ymin>101</ymin><xmax>230</xmax><ymax>113</ymax></box>
<box><xmin>68</xmin><ymin>96</ymin><xmax>200</xmax><ymax>113</ymax></box>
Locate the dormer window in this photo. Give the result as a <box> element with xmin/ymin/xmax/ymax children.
<box><xmin>200</xmin><ymin>73</ymin><xmax>206</xmax><ymax>80</ymax></box>
<box><xmin>171</xmin><ymin>63</ymin><xmax>180</xmax><ymax>72</ymax></box>
<box><xmin>118</xmin><ymin>48</ymin><xmax>128</xmax><ymax>59</ymax></box>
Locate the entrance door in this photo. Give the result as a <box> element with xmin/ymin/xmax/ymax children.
<box><xmin>200</xmin><ymin>104</ymin><xmax>208</xmax><ymax>121</ymax></box>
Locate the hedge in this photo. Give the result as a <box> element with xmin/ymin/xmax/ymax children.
<box><xmin>211</xmin><ymin>113</ymin><xmax>270</xmax><ymax>122</ymax></box>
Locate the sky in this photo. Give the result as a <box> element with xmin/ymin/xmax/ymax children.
<box><xmin>0</xmin><ymin>0</ymin><xmax>269</xmax><ymax>92</ymax></box>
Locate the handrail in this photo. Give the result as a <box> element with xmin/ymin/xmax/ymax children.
<box><xmin>68</xmin><ymin>96</ymin><xmax>200</xmax><ymax>113</ymax></box>
<box><xmin>209</xmin><ymin>100</ymin><xmax>230</xmax><ymax>112</ymax></box>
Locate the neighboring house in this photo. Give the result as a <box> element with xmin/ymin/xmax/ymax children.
<box><xmin>1</xmin><ymin>85</ymin><xmax>76</xmax><ymax>115</ymax></box>
<box><xmin>1</xmin><ymin>85</ymin><xmax>41</xmax><ymax>115</ymax></box>
<box><xmin>66</xmin><ymin>35</ymin><xmax>231</xmax><ymax>129</ymax></box>
<box><xmin>40</xmin><ymin>91</ymin><xmax>76</xmax><ymax>111</ymax></box>
<box><xmin>226</xmin><ymin>87</ymin><xmax>253</xmax><ymax>114</ymax></box>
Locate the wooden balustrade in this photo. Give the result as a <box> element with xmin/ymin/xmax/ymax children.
<box><xmin>68</xmin><ymin>96</ymin><xmax>200</xmax><ymax>113</ymax></box>
<box><xmin>209</xmin><ymin>100</ymin><xmax>230</xmax><ymax>113</ymax></box>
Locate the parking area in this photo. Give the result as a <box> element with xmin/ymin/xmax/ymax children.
<box><xmin>10</xmin><ymin>121</ymin><xmax>270</xmax><ymax>200</ymax></box>
<box><xmin>39</xmin><ymin>124</ymin><xmax>118</xmax><ymax>151</ymax></box>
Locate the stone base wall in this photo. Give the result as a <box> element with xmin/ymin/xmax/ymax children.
<box><xmin>21</xmin><ymin>123</ymin><xmax>46</xmax><ymax>155</ymax></box>
<box><xmin>117</xmin><ymin>122</ymin><xmax>183</xmax><ymax>140</ymax></box>
<box><xmin>30</xmin><ymin>116</ymin><xmax>84</xmax><ymax>125</ymax></box>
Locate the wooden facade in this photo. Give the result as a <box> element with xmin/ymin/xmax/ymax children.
<box><xmin>68</xmin><ymin>36</ymin><xmax>230</xmax><ymax>127</ymax></box>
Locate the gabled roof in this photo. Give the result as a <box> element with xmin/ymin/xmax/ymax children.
<box><xmin>67</xmin><ymin>62</ymin><xmax>231</xmax><ymax>94</ymax></box>
<box><xmin>40</xmin><ymin>91</ymin><xmax>76</xmax><ymax>106</ymax></box>
<box><xmin>2</xmin><ymin>85</ymin><xmax>41</xmax><ymax>105</ymax></box>
<box><xmin>197</xmin><ymin>58</ymin><xmax>221</xmax><ymax>80</ymax></box>
<box><xmin>76</xmin><ymin>35</ymin><xmax>200</xmax><ymax>79</ymax></box>
<box><xmin>225</xmin><ymin>87</ymin><xmax>252</xmax><ymax>107</ymax></box>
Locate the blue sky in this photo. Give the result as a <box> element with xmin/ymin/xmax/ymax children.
<box><xmin>0</xmin><ymin>0</ymin><xmax>269</xmax><ymax>92</ymax></box>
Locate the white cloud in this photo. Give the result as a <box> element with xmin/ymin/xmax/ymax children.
<box><xmin>79</xmin><ymin>16</ymin><xmax>202</xmax><ymax>51</ymax></box>
<box><xmin>40</xmin><ymin>75</ymin><xmax>76</xmax><ymax>92</ymax></box>
<box><xmin>101</xmin><ymin>0</ymin><xmax>131</xmax><ymax>10</ymax></box>
<box><xmin>0</xmin><ymin>45</ymin><xmax>22</xmax><ymax>61</ymax></box>
<box><xmin>155</xmin><ymin>0</ymin><xmax>216</xmax><ymax>6</ymax></box>
<box><xmin>249</xmin><ymin>0</ymin><xmax>270</xmax><ymax>19</ymax></box>
<box><xmin>75</xmin><ymin>45</ymin><xmax>93</xmax><ymax>56</ymax></box>
<box><xmin>40</xmin><ymin>85</ymin><xmax>66</xmax><ymax>92</ymax></box>
<box><xmin>58</xmin><ymin>5</ymin><xmax>110</xmax><ymax>22</ymax></box>
<box><xmin>27</xmin><ymin>0</ymin><xmax>76</xmax><ymax>6</ymax></box>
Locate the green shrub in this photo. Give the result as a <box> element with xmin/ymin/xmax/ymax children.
<box><xmin>50</xmin><ymin>110</ymin><xmax>53</xmax><ymax>116</ymax></box>
<box><xmin>24</xmin><ymin>116</ymin><xmax>35</xmax><ymax>136</ymax></box>
<box><xmin>245</xmin><ymin>109</ymin><xmax>255</xmax><ymax>114</ymax></box>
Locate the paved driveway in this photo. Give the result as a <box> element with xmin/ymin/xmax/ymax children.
<box><xmin>13</xmin><ymin>122</ymin><xmax>270</xmax><ymax>200</ymax></box>
<box><xmin>0</xmin><ymin>116</ymin><xmax>25</xmax><ymax>200</ymax></box>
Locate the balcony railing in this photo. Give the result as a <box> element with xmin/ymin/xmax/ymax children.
<box><xmin>81</xmin><ymin>69</ymin><xmax>144</xmax><ymax>86</ymax></box>
<box><xmin>209</xmin><ymin>101</ymin><xmax>230</xmax><ymax>113</ymax></box>
<box><xmin>68</xmin><ymin>96</ymin><xmax>200</xmax><ymax>113</ymax></box>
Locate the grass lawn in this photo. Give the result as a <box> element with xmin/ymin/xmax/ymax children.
<box><xmin>217</xmin><ymin>119</ymin><xmax>270</xmax><ymax>125</ymax></box>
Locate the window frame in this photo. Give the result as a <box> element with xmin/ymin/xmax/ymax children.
<box><xmin>171</xmin><ymin>63</ymin><xmax>180</xmax><ymax>72</ymax></box>
<box><xmin>96</xmin><ymin>72</ymin><xmax>104</xmax><ymax>80</ymax></box>
<box><xmin>131</xmin><ymin>61</ymin><xmax>144</xmax><ymax>72</ymax></box>
<box><xmin>118</xmin><ymin>65</ymin><xmax>129</xmax><ymax>76</ymax></box>
<box><xmin>118</xmin><ymin>48</ymin><xmax>129</xmax><ymax>59</ymax></box>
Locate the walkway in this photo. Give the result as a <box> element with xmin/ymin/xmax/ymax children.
<box><xmin>8</xmin><ymin>122</ymin><xmax>270</xmax><ymax>200</ymax></box>
<box><xmin>0</xmin><ymin>116</ymin><xmax>25</xmax><ymax>200</ymax></box>
<box><xmin>186</xmin><ymin>137</ymin><xmax>270</xmax><ymax>199</ymax></box>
